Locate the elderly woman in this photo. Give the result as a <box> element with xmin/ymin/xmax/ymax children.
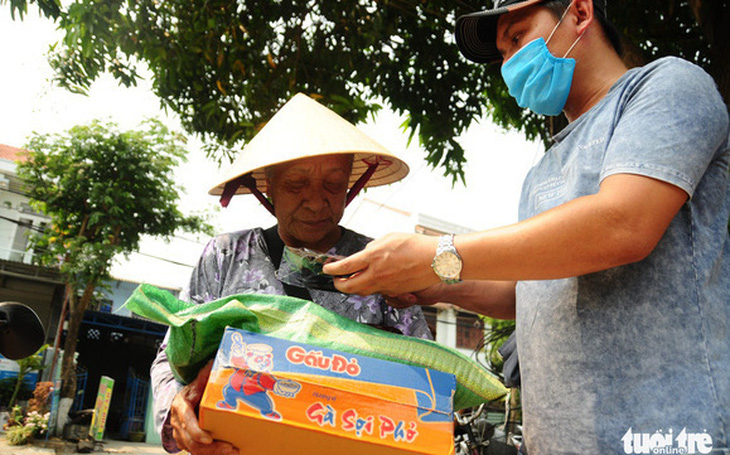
<box><xmin>150</xmin><ymin>93</ymin><xmax>432</xmax><ymax>455</ymax></box>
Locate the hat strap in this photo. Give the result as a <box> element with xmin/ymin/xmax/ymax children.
<box><xmin>346</xmin><ymin>160</ymin><xmax>380</xmax><ymax>206</ymax></box>
<box><xmin>220</xmin><ymin>174</ymin><xmax>276</xmax><ymax>216</ymax></box>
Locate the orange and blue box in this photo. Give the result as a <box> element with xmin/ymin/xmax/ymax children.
<box><xmin>200</xmin><ymin>327</ymin><xmax>456</xmax><ymax>455</ymax></box>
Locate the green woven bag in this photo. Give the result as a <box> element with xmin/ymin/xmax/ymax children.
<box><xmin>124</xmin><ymin>284</ymin><xmax>507</xmax><ymax>410</ymax></box>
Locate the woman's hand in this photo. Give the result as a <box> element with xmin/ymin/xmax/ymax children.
<box><xmin>170</xmin><ymin>359</ymin><xmax>238</xmax><ymax>455</ymax></box>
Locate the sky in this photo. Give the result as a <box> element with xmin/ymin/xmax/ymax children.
<box><xmin>0</xmin><ymin>8</ymin><xmax>545</xmax><ymax>289</ymax></box>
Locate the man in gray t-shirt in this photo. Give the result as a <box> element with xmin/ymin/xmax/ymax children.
<box><xmin>515</xmin><ymin>56</ymin><xmax>729</xmax><ymax>453</ymax></box>
<box><xmin>326</xmin><ymin>1</ymin><xmax>730</xmax><ymax>453</ymax></box>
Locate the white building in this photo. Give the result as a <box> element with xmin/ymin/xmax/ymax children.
<box><xmin>0</xmin><ymin>144</ymin><xmax>63</xmax><ymax>339</ymax></box>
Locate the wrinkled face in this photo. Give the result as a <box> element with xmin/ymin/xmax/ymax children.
<box><xmin>266</xmin><ymin>154</ymin><xmax>353</xmax><ymax>251</ymax></box>
<box><xmin>496</xmin><ymin>6</ymin><xmax>566</xmax><ymax>62</ymax></box>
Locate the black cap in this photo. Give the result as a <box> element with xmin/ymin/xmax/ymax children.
<box><xmin>455</xmin><ymin>0</ymin><xmax>607</xmax><ymax>64</ymax></box>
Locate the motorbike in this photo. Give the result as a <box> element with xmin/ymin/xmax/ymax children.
<box><xmin>454</xmin><ymin>403</ymin><xmax>522</xmax><ymax>455</ymax></box>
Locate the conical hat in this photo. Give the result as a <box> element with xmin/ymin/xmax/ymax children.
<box><xmin>209</xmin><ymin>93</ymin><xmax>410</xmax><ymax>196</ymax></box>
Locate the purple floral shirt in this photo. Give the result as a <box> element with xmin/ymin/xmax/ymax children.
<box><xmin>150</xmin><ymin>227</ymin><xmax>432</xmax><ymax>451</ymax></box>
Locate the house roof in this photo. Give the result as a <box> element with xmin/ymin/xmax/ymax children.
<box><xmin>0</xmin><ymin>144</ymin><xmax>29</xmax><ymax>163</ymax></box>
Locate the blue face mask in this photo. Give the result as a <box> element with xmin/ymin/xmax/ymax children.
<box><xmin>500</xmin><ymin>5</ymin><xmax>583</xmax><ymax>116</ymax></box>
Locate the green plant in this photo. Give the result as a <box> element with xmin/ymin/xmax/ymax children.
<box><xmin>27</xmin><ymin>382</ymin><xmax>53</xmax><ymax>415</ymax></box>
<box><xmin>4</xmin><ymin>405</ymin><xmax>24</xmax><ymax>429</ymax></box>
<box><xmin>25</xmin><ymin>410</ymin><xmax>50</xmax><ymax>433</ymax></box>
<box><xmin>5</xmin><ymin>424</ymin><xmax>34</xmax><ymax>445</ymax></box>
<box><xmin>476</xmin><ymin>318</ymin><xmax>516</xmax><ymax>382</ymax></box>
<box><xmin>0</xmin><ymin>377</ymin><xmax>32</xmax><ymax>409</ymax></box>
<box><xmin>8</xmin><ymin>345</ymin><xmax>48</xmax><ymax>409</ymax></box>
<box><xmin>6</xmin><ymin>0</ymin><xmax>726</xmax><ymax>184</ymax></box>
<box><xmin>4</xmin><ymin>409</ymin><xmax>50</xmax><ymax>445</ymax></box>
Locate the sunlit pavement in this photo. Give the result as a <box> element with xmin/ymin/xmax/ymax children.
<box><xmin>0</xmin><ymin>437</ymin><xmax>167</xmax><ymax>454</ymax></box>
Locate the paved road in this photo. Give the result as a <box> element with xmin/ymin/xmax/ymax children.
<box><xmin>0</xmin><ymin>437</ymin><xmax>167</xmax><ymax>455</ymax></box>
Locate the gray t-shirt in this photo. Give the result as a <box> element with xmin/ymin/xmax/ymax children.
<box><xmin>516</xmin><ymin>57</ymin><xmax>730</xmax><ymax>454</ymax></box>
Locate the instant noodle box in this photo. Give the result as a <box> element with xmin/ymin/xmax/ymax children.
<box><xmin>200</xmin><ymin>327</ymin><xmax>456</xmax><ymax>455</ymax></box>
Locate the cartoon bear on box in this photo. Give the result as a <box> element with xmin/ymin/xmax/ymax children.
<box><xmin>216</xmin><ymin>332</ymin><xmax>300</xmax><ymax>420</ymax></box>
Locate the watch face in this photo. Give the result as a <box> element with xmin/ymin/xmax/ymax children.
<box><xmin>435</xmin><ymin>251</ymin><xmax>462</xmax><ymax>279</ymax></box>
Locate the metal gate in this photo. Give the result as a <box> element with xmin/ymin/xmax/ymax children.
<box><xmin>71</xmin><ymin>370</ymin><xmax>88</xmax><ymax>412</ymax></box>
<box><xmin>119</xmin><ymin>372</ymin><xmax>149</xmax><ymax>440</ymax></box>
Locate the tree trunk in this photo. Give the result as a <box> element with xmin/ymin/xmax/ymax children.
<box><xmin>56</xmin><ymin>280</ymin><xmax>97</xmax><ymax>433</ymax></box>
<box><xmin>56</xmin><ymin>398</ymin><xmax>74</xmax><ymax>436</ymax></box>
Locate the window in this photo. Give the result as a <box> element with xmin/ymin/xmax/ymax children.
<box><xmin>456</xmin><ymin>312</ymin><xmax>484</xmax><ymax>350</ymax></box>
<box><xmin>95</xmin><ymin>299</ymin><xmax>113</xmax><ymax>313</ymax></box>
<box><xmin>9</xmin><ymin>217</ymin><xmax>32</xmax><ymax>263</ymax></box>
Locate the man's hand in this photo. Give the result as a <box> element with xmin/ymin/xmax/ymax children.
<box><xmin>170</xmin><ymin>359</ymin><xmax>238</xmax><ymax>455</ymax></box>
<box><xmin>323</xmin><ymin>233</ymin><xmax>439</xmax><ymax>296</ymax></box>
<box><xmin>384</xmin><ymin>281</ymin><xmax>517</xmax><ymax>320</ymax></box>
<box><xmin>384</xmin><ymin>283</ymin><xmax>449</xmax><ymax>309</ymax></box>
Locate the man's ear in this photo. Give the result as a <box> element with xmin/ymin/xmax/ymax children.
<box><xmin>573</xmin><ymin>0</ymin><xmax>595</xmax><ymax>35</ymax></box>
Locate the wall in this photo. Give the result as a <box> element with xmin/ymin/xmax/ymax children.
<box><xmin>0</xmin><ymin>158</ymin><xmax>50</xmax><ymax>263</ymax></box>
<box><xmin>102</xmin><ymin>280</ymin><xmax>180</xmax><ymax>318</ymax></box>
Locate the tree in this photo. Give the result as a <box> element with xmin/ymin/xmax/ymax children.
<box><xmin>5</xmin><ymin>0</ymin><xmax>728</xmax><ymax>181</ymax></box>
<box><xmin>16</xmin><ymin>119</ymin><xmax>210</xmax><ymax>431</ymax></box>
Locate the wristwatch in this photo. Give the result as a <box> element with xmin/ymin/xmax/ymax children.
<box><xmin>431</xmin><ymin>234</ymin><xmax>463</xmax><ymax>284</ymax></box>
